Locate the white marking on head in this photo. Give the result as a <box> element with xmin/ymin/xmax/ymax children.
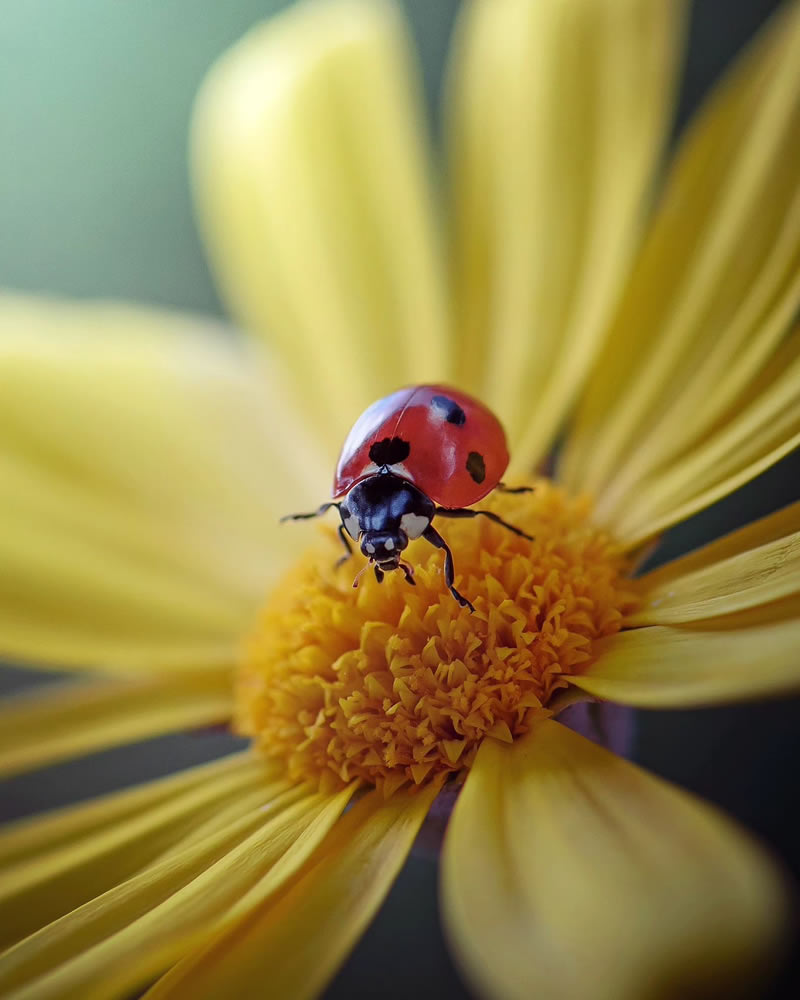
<box><xmin>400</xmin><ymin>512</ymin><xmax>430</xmax><ymax>540</ymax></box>
<box><xmin>365</xmin><ymin>542</ymin><xmax>376</xmax><ymax>554</ymax></box>
<box><xmin>389</xmin><ymin>463</ymin><xmax>414</xmax><ymax>482</ymax></box>
<box><xmin>343</xmin><ymin>514</ymin><xmax>361</xmax><ymax>540</ymax></box>
<box><xmin>383</xmin><ymin>537</ymin><xmax>394</xmax><ymax>550</ymax></box>
<box><xmin>356</xmin><ymin>461</ymin><xmax>415</xmax><ymax>482</ymax></box>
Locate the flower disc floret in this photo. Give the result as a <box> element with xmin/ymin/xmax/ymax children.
<box><xmin>237</xmin><ymin>480</ymin><xmax>639</xmax><ymax>794</ymax></box>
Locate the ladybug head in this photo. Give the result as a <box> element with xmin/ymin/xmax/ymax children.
<box><xmin>360</xmin><ymin>528</ymin><xmax>409</xmax><ymax>569</ymax></box>
<box><xmin>340</xmin><ymin>473</ymin><xmax>436</xmax><ymax>577</ymax></box>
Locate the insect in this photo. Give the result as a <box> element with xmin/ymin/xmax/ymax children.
<box><xmin>282</xmin><ymin>385</ymin><xmax>532</xmax><ymax>612</ymax></box>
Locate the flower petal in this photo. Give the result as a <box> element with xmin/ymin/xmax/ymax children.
<box><xmin>0</xmin><ymin>755</ymin><xmax>282</xmax><ymax>949</ymax></box>
<box><xmin>0</xmin><ymin>670</ymin><xmax>232</xmax><ymax>778</ymax></box>
<box><xmin>617</xmin><ymin>430</ymin><xmax>800</xmax><ymax>550</ymax></box>
<box><xmin>636</xmin><ymin>500</ymin><xmax>800</xmax><ymax>587</ymax></box>
<box><xmin>632</xmin><ymin>508</ymin><xmax>800</xmax><ymax>625</ymax></box>
<box><xmin>609</xmin><ymin>345</ymin><xmax>800</xmax><ymax>545</ymax></box>
<box><xmin>562</xmin><ymin>3</ymin><xmax>800</xmax><ymax>505</ymax></box>
<box><xmin>442</xmin><ymin>720</ymin><xmax>787</xmax><ymax>1000</ymax></box>
<box><xmin>192</xmin><ymin>0</ymin><xmax>450</xmax><ymax>447</ymax></box>
<box><xmin>142</xmin><ymin>782</ymin><xmax>439</xmax><ymax>1000</ymax></box>
<box><xmin>0</xmin><ymin>296</ymin><xmax>325</xmax><ymax>672</ymax></box>
<box><xmin>570</xmin><ymin>603</ymin><xmax>800</xmax><ymax>706</ymax></box>
<box><xmin>0</xmin><ymin>783</ymin><xmax>354</xmax><ymax>999</ymax></box>
<box><xmin>0</xmin><ymin>753</ymin><xmax>260</xmax><ymax>870</ymax></box>
<box><xmin>446</xmin><ymin>0</ymin><xmax>685</xmax><ymax>460</ymax></box>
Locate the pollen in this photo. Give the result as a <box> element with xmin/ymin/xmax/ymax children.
<box><xmin>236</xmin><ymin>479</ymin><xmax>640</xmax><ymax>795</ymax></box>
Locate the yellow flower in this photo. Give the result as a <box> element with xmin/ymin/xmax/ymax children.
<box><xmin>1</xmin><ymin>0</ymin><xmax>799</xmax><ymax>998</ymax></box>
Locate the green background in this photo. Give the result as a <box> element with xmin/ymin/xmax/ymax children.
<box><xmin>1</xmin><ymin>2</ymin><xmax>798</xmax><ymax>997</ymax></box>
<box><xmin>0</xmin><ymin>0</ymin><xmax>458</xmax><ymax>313</ymax></box>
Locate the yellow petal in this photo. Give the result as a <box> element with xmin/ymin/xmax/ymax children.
<box><xmin>0</xmin><ymin>783</ymin><xmax>354</xmax><ymax>999</ymax></box>
<box><xmin>0</xmin><ymin>669</ymin><xmax>232</xmax><ymax>778</ymax></box>
<box><xmin>570</xmin><ymin>606</ymin><xmax>800</xmax><ymax>706</ymax></box>
<box><xmin>0</xmin><ymin>755</ymin><xmax>282</xmax><ymax>949</ymax></box>
<box><xmin>192</xmin><ymin>0</ymin><xmax>450</xmax><ymax>449</ymax></box>
<box><xmin>152</xmin><ymin>785</ymin><xmax>287</xmax><ymax>863</ymax></box>
<box><xmin>562</xmin><ymin>3</ymin><xmax>800</xmax><ymax>501</ymax></box>
<box><xmin>619</xmin><ymin>430</ymin><xmax>800</xmax><ymax>550</ymax></box>
<box><xmin>609</xmin><ymin>344</ymin><xmax>800</xmax><ymax>545</ymax></box>
<box><xmin>442</xmin><ymin>720</ymin><xmax>787</xmax><ymax>1000</ymax></box>
<box><xmin>636</xmin><ymin>499</ymin><xmax>800</xmax><ymax>589</ymax></box>
<box><xmin>143</xmin><ymin>782</ymin><xmax>439</xmax><ymax>1000</ymax></box>
<box><xmin>0</xmin><ymin>296</ymin><xmax>325</xmax><ymax>672</ymax></box>
<box><xmin>632</xmin><ymin>520</ymin><xmax>800</xmax><ymax>625</ymax></box>
<box><xmin>0</xmin><ymin>753</ymin><xmax>258</xmax><ymax>870</ymax></box>
<box><xmin>446</xmin><ymin>0</ymin><xmax>686</xmax><ymax>459</ymax></box>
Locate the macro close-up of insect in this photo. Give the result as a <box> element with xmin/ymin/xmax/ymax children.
<box><xmin>2</xmin><ymin>2</ymin><xmax>800</xmax><ymax>999</ymax></box>
<box><xmin>282</xmin><ymin>385</ymin><xmax>533</xmax><ymax>612</ymax></box>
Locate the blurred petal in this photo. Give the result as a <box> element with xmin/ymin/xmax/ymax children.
<box><xmin>562</xmin><ymin>3</ymin><xmax>800</xmax><ymax>505</ymax></box>
<box><xmin>447</xmin><ymin>0</ymin><xmax>685</xmax><ymax>461</ymax></box>
<box><xmin>0</xmin><ymin>784</ymin><xmax>354</xmax><ymax>1000</ymax></box>
<box><xmin>0</xmin><ymin>296</ymin><xmax>325</xmax><ymax>672</ymax></box>
<box><xmin>0</xmin><ymin>670</ymin><xmax>232</xmax><ymax>778</ymax></box>
<box><xmin>570</xmin><ymin>603</ymin><xmax>800</xmax><ymax>706</ymax></box>
<box><xmin>442</xmin><ymin>720</ymin><xmax>786</xmax><ymax>1000</ymax></box>
<box><xmin>193</xmin><ymin>0</ymin><xmax>450</xmax><ymax>448</ymax></box>
<box><xmin>632</xmin><ymin>514</ymin><xmax>800</xmax><ymax>625</ymax></box>
<box><xmin>609</xmin><ymin>340</ymin><xmax>800</xmax><ymax>546</ymax></box>
<box><xmin>637</xmin><ymin>500</ymin><xmax>800</xmax><ymax>588</ymax></box>
<box><xmin>618</xmin><ymin>430</ymin><xmax>800</xmax><ymax>549</ymax></box>
<box><xmin>144</xmin><ymin>781</ymin><xmax>439</xmax><ymax>1000</ymax></box>
<box><xmin>0</xmin><ymin>755</ymin><xmax>282</xmax><ymax>948</ymax></box>
<box><xmin>0</xmin><ymin>753</ymin><xmax>261</xmax><ymax>870</ymax></box>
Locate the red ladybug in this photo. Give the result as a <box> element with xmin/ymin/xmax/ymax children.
<box><xmin>282</xmin><ymin>385</ymin><xmax>531</xmax><ymax>612</ymax></box>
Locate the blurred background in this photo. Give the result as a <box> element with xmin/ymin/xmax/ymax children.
<box><xmin>1</xmin><ymin>1</ymin><xmax>798</xmax><ymax>996</ymax></box>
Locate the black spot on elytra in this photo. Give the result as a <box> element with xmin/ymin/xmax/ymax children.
<box><xmin>466</xmin><ymin>451</ymin><xmax>486</xmax><ymax>483</ymax></box>
<box><xmin>431</xmin><ymin>395</ymin><xmax>466</xmax><ymax>426</ymax></box>
<box><xmin>369</xmin><ymin>437</ymin><xmax>411</xmax><ymax>466</ymax></box>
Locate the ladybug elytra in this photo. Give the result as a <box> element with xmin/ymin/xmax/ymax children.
<box><xmin>282</xmin><ymin>385</ymin><xmax>532</xmax><ymax>612</ymax></box>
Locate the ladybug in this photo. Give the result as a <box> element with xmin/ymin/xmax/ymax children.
<box><xmin>282</xmin><ymin>385</ymin><xmax>532</xmax><ymax>612</ymax></box>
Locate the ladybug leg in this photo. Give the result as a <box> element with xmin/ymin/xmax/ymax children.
<box><xmin>423</xmin><ymin>525</ymin><xmax>475</xmax><ymax>613</ymax></box>
<box><xmin>399</xmin><ymin>559</ymin><xmax>416</xmax><ymax>586</ymax></box>
<box><xmin>280</xmin><ymin>501</ymin><xmax>339</xmax><ymax>522</ymax></box>
<box><xmin>335</xmin><ymin>524</ymin><xmax>353</xmax><ymax>568</ymax></box>
<box><xmin>281</xmin><ymin>502</ymin><xmax>354</xmax><ymax>570</ymax></box>
<box><xmin>435</xmin><ymin>507</ymin><xmax>533</xmax><ymax>542</ymax></box>
<box><xmin>496</xmin><ymin>482</ymin><xmax>534</xmax><ymax>495</ymax></box>
<box><xmin>374</xmin><ymin>565</ymin><xmax>385</xmax><ymax>584</ymax></box>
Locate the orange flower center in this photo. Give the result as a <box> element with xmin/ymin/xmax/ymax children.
<box><xmin>236</xmin><ymin>479</ymin><xmax>639</xmax><ymax>794</ymax></box>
